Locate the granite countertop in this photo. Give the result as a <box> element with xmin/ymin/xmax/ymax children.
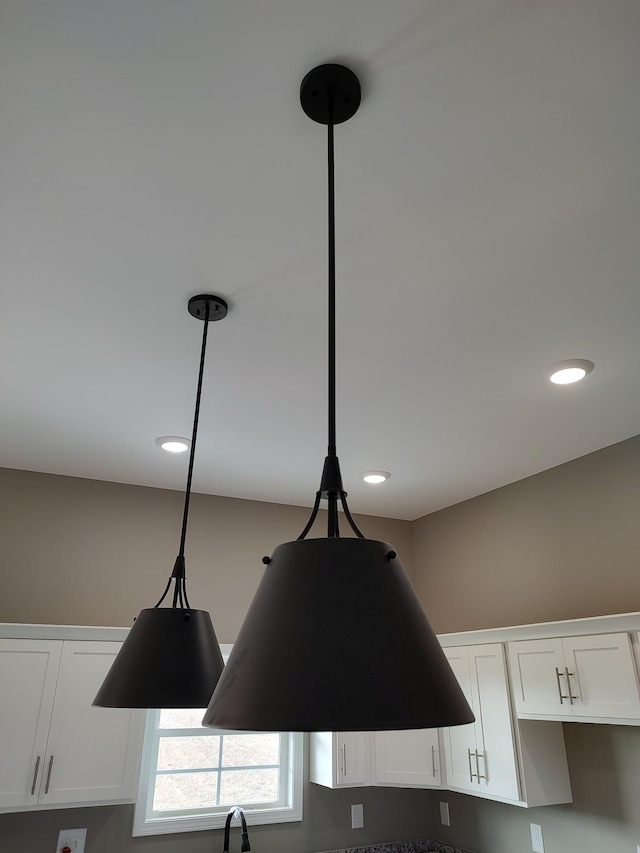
<box><xmin>321</xmin><ymin>839</ymin><xmax>475</xmax><ymax>853</ymax></box>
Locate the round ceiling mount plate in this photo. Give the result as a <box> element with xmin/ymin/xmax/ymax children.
<box><xmin>188</xmin><ymin>294</ymin><xmax>228</xmax><ymax>321</ymax></box>
<box><xmin>300</xmin><ymin>64</ymin><xmax>361</xmax><ymax>125</ymax></box>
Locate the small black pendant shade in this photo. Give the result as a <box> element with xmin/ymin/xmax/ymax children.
<box><xmin>94</xmin><ymin>295</ymin><xmax>226</xmax><ymax>708</ymax></box>
<box><xmin>203</xmin><ymin>66</ymin><xmax>474</xmax><ymax>731</ymax></box>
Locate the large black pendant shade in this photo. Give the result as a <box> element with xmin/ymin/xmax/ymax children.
<box><xmin>203</xmin><ymin>66</ymin><xmax>474</xmax><ymax>731</ymax></box>
<box><xmin>94</xmin><ymin>295</ymin><xmax>226</xmax><ymax>708</ymax></box>
<box><xmin>203</xmin><ymin>538</ymin><xmax>473</xmax><ymax>731</ymax></box>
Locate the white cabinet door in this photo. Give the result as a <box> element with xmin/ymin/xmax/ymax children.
<box><xmin>336</xmin><ymin>732</ymin><xmax>369</xmax><ymax>786</ymax></box>
<box><xmin>508</xmin><ymin>638</ymin><xmax>566</xmax><ymax>716</ymax></box>
<box><xmin>309</xmin><ymin>731</ymin><xmax>370</xmax><ymax>788</ymax></box>
<box><xmin>509</xmin><ymin>633</ymin><xmax>640</xmax><ymax>720</ymax></box>
<box><xmin>0</xmin><ymin>637</ymin><xmax>142</xmax><ymax>812</ymax></box>
<box><xmin>40</xmin><ymin>641</ymin><xmax>141</xmax><ymax>805</ymax></box>
<box><xmin>470</xmin><ymin>645</ymin><xmax>519</xmax><ymax>801</ymax></box>
<box><xmin>0</xmin><ymin>640</ymin><xmax>62</xmax><ymax>808</ymax></box>
<box><xmin>442</xmin><ymin>644</ymin><xmax>519</xmax><ymax>802</ymax></box>
<box><xmin>563</xmin><ymin>633</ymin><xmax>640</xmax><ymax>718</ymax></box>
<box><xmin>441</xmin><ymin>647</ymin><xmax>478</xmax><ymax>793</ymax></box>
<box><xmin>374</xmin><ymin>728</ymin><xmax>441</xmax><ymax>787</ymax></box>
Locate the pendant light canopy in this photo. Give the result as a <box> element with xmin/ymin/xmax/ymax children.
<box><xmin>94</xmin><ymin>295</ymin><xmax>227</xmax><ymax>708</ymax></box>
<box><xmin>203</xmin><ymin>65</ymin><xmax>475</xmax><ymax>732</ymax></box>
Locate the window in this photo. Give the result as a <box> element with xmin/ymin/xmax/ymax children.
<box><xmin>133</xmin><ymin>649</ymin><xmax>303</xmax><ymax>837</ymax></box>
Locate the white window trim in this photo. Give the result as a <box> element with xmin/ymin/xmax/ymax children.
<box><xmin>133</xmin><ymin>644</ymin><xmax>303</xmax><ymax>837</ymax></box>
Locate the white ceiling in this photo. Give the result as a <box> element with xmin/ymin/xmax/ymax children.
<box><xmin>2</xmin><ymin>0</ymin><xmax>640</xmax><ymax>521</ymax></box>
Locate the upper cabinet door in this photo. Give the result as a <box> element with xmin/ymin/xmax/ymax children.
<box><xmin>336</xmin><ymin>732</ymin><xmax>369</xmax><ymax>786</ymax></box>
<box><xmin>309</xmin><ymin>731</ymin><xmax>371</xmax><ymax>788</ymax></box>
<box><xmin>374</xmin><ymin>728</ymin><xmax>441</xmax><ymax>788</ymax></box>
<box><xmin>508</xmin><ymin>638</ymin><xmax>566</xmax><ymax>716</ymax></box>
<box><xmin>40</xmin><ymin>641</ymin><xmax>141</xmax><ymax>806</ymax></box>
<box><xmin>441</xmin><ymin>647</ymin><xmax>478</xmax><ymax>793</ymax></box>
<box><xmin>0</xmin><ymin>640</ymin><xmax>62</xmax><ymax>808</ymax></box>
<box><xmin>563</xmin><ymin>633</ymin><xmax>640</xmax><ymax>719</ymax></box>
<box><xmin>509</xmin><ymin>634</ymin><xmax>640</xmax><ymax>722</ymax></box>
<box><xmin>469</xmin><ymin>644</ymin><xmax>520</xmax><ymax>802</ymax></box>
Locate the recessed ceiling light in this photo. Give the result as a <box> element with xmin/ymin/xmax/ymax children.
<box><xmin>155</xmin><ymin>436</ymin><xmax>191</xmax><ymax>453</ymax></box>
<box><xmin>542</xmin><ymin>359</ymin><xmax>595</xmax><ymax>385</ymax></box>
<box><xmin>362</xmin><ymin>470</ymin><xmax>391</xmax><ymax>484</ymax></box>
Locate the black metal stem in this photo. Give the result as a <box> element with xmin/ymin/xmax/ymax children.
<box><xmin>297</xmin><ymin>491</ymin><xmax>322</xmax><ymax>540</ymax></box>
<box><xmin>327</xmin><ymin>103</ymin><xmax>336</xmax><ymax>458</ymax></box>
<box><xmin>178</xmin><ymin>300</ymin><xmax>211</xmax><ymax>557</ymax></box>
<box><xmin>296</xmin><ymin>73</ymin><xmax>365</xmax><ymax>542</ymax></box>
<box><xmin>155</xmin><ymin>301</ymin><xmax>211</xmax><ymax>607</ymax></box>
<box><xmin>341</xmin><ymin>494</ymin><xmax>365</xmax><ymax>539</ymax></box>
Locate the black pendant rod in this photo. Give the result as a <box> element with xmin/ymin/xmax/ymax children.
<box><xmin>155</xmin><ymin>294</ymin><xmax>228</xmax><ymax>607</ymax></box>
<box><xmin>156</xmin><ymin>301</ymin><xmax>210</xmax><ymax>609</ymax></box>
<box><xmin>296</xmin><ymin>63</ymin><xmax>365</xmax><ymax>542</ymax></box>
<box><xmin>327</xmin><ymin>100</ymin><xmax>337</xmax><ymax>458</ymax></box>
<box><xmin>178</xmin><ymin>299</ymin><xmax>210</xmax><ymax>559</ymax></box>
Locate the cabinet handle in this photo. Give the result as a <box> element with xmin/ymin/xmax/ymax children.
<box><xmin>431</xmin><ymin>745</ymin><xmax>437</xmax><ymax>778</ymax></box>
<box><xmin>467</xmin><ymin>748</ymin><xmax>477</xmax><ymax>782</ymax></box>
<box><xmin>30</xmin><ymin>755</ymin><xmax>41</xmax><ymax>796</ymax></box>
<box><xmin>476</xmin><ymin>750</ymin><xmax>487</xmax><ymax>781</ymax></box>
<box><xmin>44</xmin><ymin>755</ymin><xmax>54</xmax><ymax>795</ymax></box>
<box><xmin>555</xmin><ymin>666</ymin><xmax>568</xmax><ymax>703</ymax></box>
<box><xmin>565</xmin><ymin>667</ymin><xmax>579</xmax><ymax>703</ymax></box>
<box><xmin>341</xmin><ymin>744</ymin><xmax>347</xmax><ymax>777</ymax></box>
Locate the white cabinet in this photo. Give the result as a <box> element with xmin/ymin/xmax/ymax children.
<box><xmin>440</xmin><ymin>643</ymin><xmax>572</xmax><ymax>807</ymax></box>
<box><xmin>0</xmin><ymin>637</ymin><xmax>142</xmax><ymax>812</ymax></box>
<box><xmin>309</xmin><ymin>732</ymin><xmax>370</xmax><ymax>788</ymax></box>
<box><xmin>508</xmin><ymin>633</ymin><xmax>640</xmax><ymax>721</ymax></box>
<box><xmin>0</xmin><ymin>639</ymin><xmax>62</xmax><ymax>809</ymax></box>
<box><xmin>373</xmin><ymin>728</ymin><xmax>441</xmax><ymax>788</ymax></box>
<box><xmin>441</xmin><ymin>644</ymin><xmax>520</xmax><ymax>801</ymax></box>
<box><xmin>310</xmin><ymin>728</ymin><xmax>443</xmax><ymax>790</ymax></box>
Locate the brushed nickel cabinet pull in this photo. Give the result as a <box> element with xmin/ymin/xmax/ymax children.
<box><xmin>565</xmin><ymin>667</ymin><xmax>579</xmax><ymax>703</ymax></box>
<box><xmin>467</xmin><ymin>748</ymin><xmax>477</xmax><ymax>782</ymax></box>
<box><xmin>30</xmin><ymin>755</ymin><xmax>41</xmax><ymax>796</ymax></box>
<box><xmin>477</xmin><ymin>750</ymin><xmax>487</xmax><ymax>781</ymax></box>
<box><xmin>555</xmin><ymin>666</ymin><xmax>568</xmax><ymax>702</ymax></box>
<box><xmin>431</xmin><ymin>744</ymin><xmax>437</xmax><ymax>778</ymax></box>
<box><xmin>44</xmin><ymin>755</ymin><xmax>54</xmax><ymax>795</ymax></box>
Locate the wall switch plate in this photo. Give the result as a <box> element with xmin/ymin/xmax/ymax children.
<box><xmin>530</xmin><ymin>823</ymin><xmax>544</xmax><ymax>853</ymax></box>
<box><xmin>351</xmin><ymin>803</ymin><xmax>364</xmax><ymax>829</ymax></box>
<box><xmin>439</xmin><ymin>802</ymin><xmax>450</xmax><ymax>826</ymax></box>
<box><xmin>56</xmin><ymin>828</ymin><xmax>87</xmax><ymax>853</ymax></box>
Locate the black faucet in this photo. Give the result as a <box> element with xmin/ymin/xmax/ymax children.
<box><xmin>223</xmin><ymin>806</ymin><xmax>251</xmax><ymax>853</ymax></box>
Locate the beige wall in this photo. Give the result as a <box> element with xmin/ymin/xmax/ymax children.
<box><xmin>414</xmin><ymin>434</ymin><xmax>640</xmax><ymax>634</ymax></box>
<box><xmin>412</xmin><ymin>434</ymin><xmax>640</xmax><ymax>853</ymax></box>
<box><xmin>0</xmin><ymin>467</ymin><xmax>414</xmax><ymax>634</ymax></box>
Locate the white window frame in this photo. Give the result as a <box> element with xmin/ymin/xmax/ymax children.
<box><xmin>133</xmin><ymin>645</ymin><xmax>303</xmax><ymax>837</ymax></box>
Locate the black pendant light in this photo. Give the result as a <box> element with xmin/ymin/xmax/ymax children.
<box><xmin>202</xmin><ymin>65</ymin><xmax>474</xmax><ymax>732</ymax></box>
<box><xmin>94</xmin><ymin>295</ymin><xmax>227</xmax><ymax>708</ymax></box>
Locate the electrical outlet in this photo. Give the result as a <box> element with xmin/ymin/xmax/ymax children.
<box><xmin>530</xmin><ymin>823</ymin><xmax>544</xmax><ymax>853</ymax></box>
<box><xmin>439</xmin><ymin>801</ymin><xmax>450</xmax><ymax>826</ymax></box>
<box><xmin>351</xmin><ymin>803</ymin><xmax>364</xmax><ymax>829</ymax></box>
<box><xmin>56</xmin><ymin>828</ymin><xmax>87</xmax><ymax>853</ymax></box>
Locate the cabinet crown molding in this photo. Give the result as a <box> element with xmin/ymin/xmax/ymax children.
<box><xmin>438</xmin><ymin>611</ymin><xmax>640</xmax><ymax>648</ymax></box>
